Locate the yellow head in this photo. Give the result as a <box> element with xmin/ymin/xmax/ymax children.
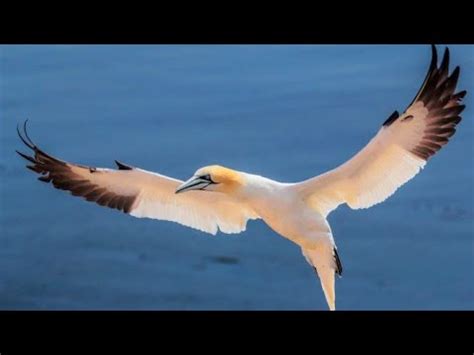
<box><xmin>175</xmin><ymin>165</ymin><xmax>244</xmax><ymax>195</ymax></box>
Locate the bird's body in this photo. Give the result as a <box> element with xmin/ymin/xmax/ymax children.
<box><xmin>235</xmin><ymin>174</ymin><xmax>333</xmax><ymax>253</ymax></box>
<box><xmin>243</xmin><ymin>178</ymin><xmax>340</xmax><ymax>310</ymax></box>
<box><xmin>16</xmin><ymin>45</ymin><xmax>466</xmax><ymax>310</ymax></box>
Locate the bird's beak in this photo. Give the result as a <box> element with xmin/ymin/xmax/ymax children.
<box><xmin>175</xmin><ymin>176</ymin><xmax>211</xmax><ymax>194</ymax></box>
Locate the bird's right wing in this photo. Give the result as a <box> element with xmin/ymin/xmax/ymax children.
<box><xmin>296</xmin><ymin>45</ymin><xmax>466</xmax><ymax>218</ymax></box>
<box><xmin>16</xmin><ymin>125</ymin><xmax>259</xmax><ymax>235</ymax></box>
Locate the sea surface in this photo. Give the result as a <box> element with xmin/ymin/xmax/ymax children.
<box><xmin>0</xmin><ymin>45</ymin><xmax>472</xmax><ymax>309</ymax></box>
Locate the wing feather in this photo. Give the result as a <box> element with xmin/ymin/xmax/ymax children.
<box><xmin>296</xmin><ymin>45</ymin><xmax>466</xmax><ymax>217</ymax></box>
<box><xmin>16</xmin><ymin>126</ymin><xmax>258</xmax><ymax>235</ymax></box>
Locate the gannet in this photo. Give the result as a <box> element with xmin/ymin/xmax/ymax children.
<box><xmin>16</xmin><ymin>45</ymin><xmax>466</xmax><ymax>310</ymax></box>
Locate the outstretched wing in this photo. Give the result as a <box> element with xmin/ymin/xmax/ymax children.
<box><xmin>296</xmin><ymin>45</ymin><xmax>466</xmax><ymax>217</ymax></box>
<box><xmin>16</xmin><ymin>123</ymin><xmax>259</xmax><ymax>235</ymax></box>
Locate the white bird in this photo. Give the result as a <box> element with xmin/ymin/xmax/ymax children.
<box><xmin>17</xmin><ymin>45</ymin><xmax>466</xmax><ymax>310</ymax></box>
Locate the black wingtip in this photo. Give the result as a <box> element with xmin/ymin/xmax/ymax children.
<box><xmin>16</xmin><ymin>119</ymin><xmax>36</xmax><ymax>150</ymax></box>
<box><xmin>382</xmin><ymin>110</ymin><xmax>399</xmax><ymax>127</ymax></box>
<box><xmin>38</xmin><ymin>176</ymin><xmax>52</xmax><ymax>183</ymax></box>
<box><xmin>442</xmin><ymin>47</ymin><xmax>450</xmax><ymax>67</ymax></box>
<box><xmin>115</xmin><ymin>160</ymin><xmax>133</xmax><ymax>170</ymax></box>
<box><xmin>430</xmin><ymin>44</ymin><xmax>438</xmax><ymax>70</ymax></box>
<box><xmin>23</xmin><ymin>119</ymin><xmax>36</xmax><ymax>148</ymax></box>
<box><xmin>334</xmin><ymin>248</ymin><xmax>343</xmax><ymax>276</ymax></box>
<box><xmin>438</xmin><ymin>47</ymin><xmax>450</xmax><ymax>78</ymax></box>
<box><xmin>454</xmin><ymin>90</ymin><xmax>467</xmax><ymax>101</ymax></box>
<box><xmin>16</xmin><ymin>150</ymin><xmax>36</xmax><ymax>164</ymax></box>
<box><xmin>451</xmin><ymin>65</ymin><xmax>460</xmax><ymax>79</ymax></box>
<box><xmin>405</xmin><ymin>45</ymin><xmax>441</xmax><ymax>111</ymax></box>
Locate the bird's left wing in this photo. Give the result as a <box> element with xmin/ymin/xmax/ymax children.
<box><xmin>16</xmin><ymin>125</ymin><xmax>259</xmax><ymax>235</ymax></box>
<box><xmin>296</xmin><ymin>45</ymin><xmax>466</xmax><ymax>218</ymax></box>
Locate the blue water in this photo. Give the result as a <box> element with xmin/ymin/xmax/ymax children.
<box><xmin>0</xmin><ymin>45</ymin><xmax>472</xmax><ymax>310</ymax></box>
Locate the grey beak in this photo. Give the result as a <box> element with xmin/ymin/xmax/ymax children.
<box><xmin>175</xmin><ymin>176</ymin><xmax>211</xmax><ymax>194</ymax></box>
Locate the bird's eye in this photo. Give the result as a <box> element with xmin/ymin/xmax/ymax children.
<box><xmin>200</xmin><ymin>174</ymin><xmax>215</xmax><ymax>183</ymax></box>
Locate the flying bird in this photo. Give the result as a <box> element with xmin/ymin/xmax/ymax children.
<box><xmin>16</xmin><ymin>45</ymin><xmax>466</xmax><ymax>310</ymax></box>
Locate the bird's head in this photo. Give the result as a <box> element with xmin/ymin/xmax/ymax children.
<box><xmin>175</xmin><ymin>165</ymin><xmax>244</xmax><ymax>195</ymax></box>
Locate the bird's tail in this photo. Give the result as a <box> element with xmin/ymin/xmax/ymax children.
<box><xmin>315</xmin><ymin>265</ymin><xmax>336</xmax><ymax>311</ymax></box>
<box><xmin>302</xmin><ymin>245</ymin><xmax>342</xmax><ymax>311</ymax></box>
